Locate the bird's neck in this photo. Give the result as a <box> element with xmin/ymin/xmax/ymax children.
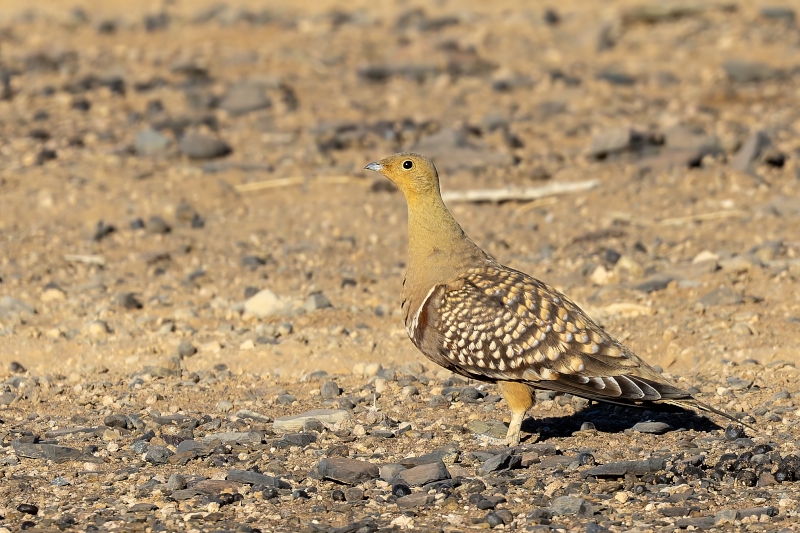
<box><xmin>405</xmin><ymin>193</ymin><xmax>487</xmax><ymax>282</ymax></box>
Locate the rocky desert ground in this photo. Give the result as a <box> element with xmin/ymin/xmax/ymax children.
<box><xmin>1</xmin><ymin>0</ymin><xmax>800</xmax><ymax>531</ymax></box>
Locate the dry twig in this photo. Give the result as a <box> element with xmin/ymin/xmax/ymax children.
<box><xmin>64</xmin><ymin>254</ymin><xmax>105</xmax><ymax>266</ymax></box>
<box><xmin>441</xmin><ymin>179</ymin><xmax>599</xmax><ymax>204</ymax></box>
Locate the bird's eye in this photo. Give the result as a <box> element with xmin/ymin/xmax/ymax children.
<box><xmin>402</xmin><ymin>160</ymin><xmax>413</xmax><ymax>170</ymax></box>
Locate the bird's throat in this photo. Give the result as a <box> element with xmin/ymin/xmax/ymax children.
<box><xmin>405</xmin><ymin>194</ymin><xmax>484</xmax><ymax>279</ymax></box>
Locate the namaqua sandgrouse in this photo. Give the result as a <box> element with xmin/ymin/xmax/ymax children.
<box><xmin>366</xmin><ymin>152</ymin><xmax>748</xmax><ymax>446</ymax></box>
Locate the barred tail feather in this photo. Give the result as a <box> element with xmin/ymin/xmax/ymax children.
<box><xmin>662</xmin><ymin>398</ymin><xmax>755</xmax><ymax>432</ymax></box>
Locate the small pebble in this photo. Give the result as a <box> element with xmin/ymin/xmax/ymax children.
<box><xmin>724</xmin><ymin>425</ymin><xmax>747</xmax><ymax>441</ymax></box>
<box><xmin>17</xmin><ymin>504</ymin><xmax>38</xmax><ymax>515</ymax></box>
<box><xmin>177</xmin><ymin>341</ymin><xmax>197</xmax><ymax>357</ymax></box>
<box><xmin>179</xmin><ymin>132</ymin><xmax>232</xmax><ymax>159</ymax></box>
<box><xmin>392</xmin><ymin>483</ymin><xmax>412</xmax><ymax>497</ymax></box>
<box><xmin>320</xmin><ymin>381</ymin><xmax>341</xmax><ymax>399</ymax></box>
<box><xmin>429</xmin><ymin>395</ymin><xmax>449</xmax><ymax>408</ymax></box>
<box><xmin>485</xmin><ymin>511</ymin><xmax>503</xmax><ymax>527</ymax></box>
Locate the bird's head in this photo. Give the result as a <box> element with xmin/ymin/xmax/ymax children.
<box><xmin>365</xmin><ymin>152</ymin><xmax>439</xmax><ymax>200</ymax></box>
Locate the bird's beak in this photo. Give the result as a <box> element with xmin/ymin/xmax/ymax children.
<box><xmin>364</xmin><ymin>162</ymin><xmax>382</xmax><ymax>172</ymax></box>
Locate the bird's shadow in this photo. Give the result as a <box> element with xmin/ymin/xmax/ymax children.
<box><xmin>520</xmin><ymin>402</ymin><xmax>722</xmax><ymax>440</ymax></box>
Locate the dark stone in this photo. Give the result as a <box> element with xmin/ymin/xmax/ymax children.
<box><xmin>174</xmin><ymin>203</ymin><xmax>199</xmax><ymax>225</ymax></box>
<box><xmin>167</xmin><ymin>473</ymin><xmax>187</xmax><ymax>491</ymax></box>
<box><xmin>726</xmin><ymin>377</ymin><xmax>752</xmax><ymax>390</ymax></box>
<box><xmin>277</xmin><ymin>394</ymin><xmax>296</xmax><ymax>405</ymax></box>
<box><xmin>135</xmin><ymin>127</ymin><xmax>171</xmax><ymax>155</ymax></box>
<box><xmin>478</xmin><ymin>451</ymin><xmax>522</xmax><ymax>474</ymax></box>
<box><xmin>588</xmin><ymin>127</ymin><xmax>638</xmax><ymax>158</ymax></box>
<box><xmin>172</xmin><ymin>488</ymin><xmax>200</xmax><ymax>500</ymax></box>
<box><xmin>675</xmin><ymin>517</ymin><xmax>715</xmax><ymax>530</ymax></box>
<box><xmin>227</xmin><ymin>469</ymin><xmax>290</xmax><ymax>489</ymax></box>
<box><xmin>698</xmin><ymin>286</ymin><xmax>743</xmax><ymax>307</ymax></box>
<box><xmin>179</xmin><ymin>132</ymin><xmax>232</xmax><ymax>159</ymax></box>
<box><xmin>632</xmin><ymin>421</ymin><xmax>672</xmax><ymax>434</ymax></box>
<box><xmin>318</xmin><ymin>457</ymin><xmax>380</xmax><ymax>484</ymax></box>
<box><xmin>144</xmin><ymin>12</ymin><xmax>170</xmax><ymax>32</ymax></box>
<box><xmin>582</xmin><ymin>458</ymin><xmax>665</xmax><ymax>478</ymax></box>
<box><xmin>396</xmin><ymin>492</ymin><xmax>433</xmax><ymax>509</ymax></box>
<box><xmin>543</xmin><ymin>8</ymin><xmax>560</xmax><ymax>25</ymax></box>
<box><xmin>643</xmin><ymin>124</ymin><xmax>723</xmax><ymax>169</ymax></box>
<box><xmin>632</xmin><ymin>276</ymin><xmax>674</xmax><ymax>293</ymax></box>
<box><xmin>177</xmin><ymin>341</ymin><xmax>197</xmax><ymax>358</ymax></box>
<box><xmin>604</xmin><ymin>249</ymin><xmax>621</xmax><ymax>265</ymax></box>
<box><xmin>131</xmin><ymin>440</ymin><xmax>149</xmax><ymax>454</ymax></box>
<box><xmin>29</xmin><ymin>128</ymin><xmax>51</xmax><ymax>141</ymax></box>
<box><xmin>723</xmin><ymin>60</ymin><xmax>780</xmax><ymax>83</ymax></box>
<box><xmin>393</xmin><ymin>460</ymin><xmax>450</xmax><ymax>487</ymax></box>
<box><xmin>761</xmin><ymin>7</ymin><xmax>795</xmax><ymax>22</ymax></box>
<box><xmin>305</xmin><ymin>292</ymin><xmax>332</xmax><ymax>311</ymax></box>
<box><xmin>460</xmin><ymin>386</ymin><xmax>483</xmax><ymax>402</ymax></box>
<box><xmin>34</xmin><ymin>149</ymin><xmax>57</xmax><ymax>165</ymax></box>
<box><xmin>147</xmin><ymin>216</ymin><xmax>171</xmax><ymax>234</ymax></box>
<box><xmin>17</xmin><ymin>503</ymin><xmax>38</xmax><ymax>515</ymax></box>
<box><xmin>736</xmin><ymin>470</ymin><xmax>758</xmax><ymax>486</ymax></box>
<box><xmin>724</xmin><ymin>425</ymin><xmax>746</xmax><ymax>441</ymax></box>
<box><xmin>739</xmin><ymin>506</ymin><xmax>778</xmax><ymax>519</ymax></box>
<box><xmin>485</xmin><ymin>512</ymin><xmax>504</xmax><ymax>527</ymax></box>
<box><xmin>302</xmin><ymin>418</ymin><xmax>325</xmax><ymax>433</ymax></box>
<box><xmin>596</xmin><ymin>69</ymin><xmax>636</xmax><ymax>86</ymax></box>
<box><xmin>103</xmin><ymin>414</ymin><xmax>131</xmax><ymax>429</ymax></box>
<box><xmin>145</xmin><ymin>445</ymin><xmax>174</xmax><ymax>465</ymax></box>
<box><xmin>477</xmin><ymin>495</ymin><xmax>506</xmax><ymax>510</ymax></box>
<box><xmin>219</xmin><ymin>82</ymin><xmax>272</xmax><ymax>116</ymax></box>
<box><xmin>320</xmin><ymin>381</ymin><xmax>341</xmax><ymax>399</ymax></box>
<box><xmin>661</xmin><ymin>507</ymin><xmax>691</xmax><ymax>517</ymax></box>
<box><xmin>72</xmin><ymin>98</ymin><xmax>91</xmax><ymax>111</ymax></box>
<box><xmin>577</xmin><ymin>452</ymin><xmax>596</xmax><ymax>466</ymax></box>
<box><xmin>550</xmin><ymin>496</ymin><xmax>593</xmax><ymax>517</ymax></box>
<box><xmin>92</xmin><ymin>220</ymin><xmax>116</xmax><ymax>241</ymax></box>
<box><xmin>12</xmin><ymin>440</ymin><xmax>86</xmax><ymax>463</ymax></box>
<box><xmin>130</xmin><ymin>502</ymin><xmax>159</xmax><ymax>512</ymax></box>
<box><xmin>392</xmin><ymin>483</ymin><xmax>412</xmax><ymax>497</ymax></box>
<box><xmin>284</xmin><ymin>433</ymin><xmax>317</xmax><ymax>447</ymax></box>
<box><xmin>241</xmin><ymin>256</ymin><xmax>268</xmax><ymax>270</ymax></box>
<box><xmin>429</xmin><ymin>395</ymin><xmax>449</xmax><ymax>407</ymax></box>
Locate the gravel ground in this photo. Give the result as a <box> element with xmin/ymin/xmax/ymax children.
<box><xmin>1</xmin><ymin>0</ymin><xmax>800</xmax><ymax>531</ymax></box>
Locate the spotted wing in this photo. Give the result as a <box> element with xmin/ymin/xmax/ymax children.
<box><xmin>430</xmin><ymin>265</ymin><xmax>688</xmax><ymax>403</ymax></box>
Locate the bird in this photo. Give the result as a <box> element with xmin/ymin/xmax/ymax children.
<box><xmin>365</xmin><ymin>152</ymin><xmax>750</xmax><ymax>446</ymax></box>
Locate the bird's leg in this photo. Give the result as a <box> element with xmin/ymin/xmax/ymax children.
<box><xmin>497</xmin><ymin>381</ymin><xmax>535</xmax><ymax>447</ymax></box>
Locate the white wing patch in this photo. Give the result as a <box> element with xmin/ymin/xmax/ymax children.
<box><xmin>407</xmin><ymin>285</ymin><xmax>439</xmax><ymax>341</ymax></box>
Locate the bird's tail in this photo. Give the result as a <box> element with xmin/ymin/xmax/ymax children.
<box><xmin>662</xmin><ymin>398</ymin><xmax>755</xmax><ymax>432</ymax></box>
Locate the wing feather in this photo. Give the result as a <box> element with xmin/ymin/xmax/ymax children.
<box><xmin>418</xmin><ymin>263</ymin><xmax>688</xmax><ymax>404</ymax></box>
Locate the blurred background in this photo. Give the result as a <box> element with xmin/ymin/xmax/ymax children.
<box><xmin>0</xmin><ymin>0</ymin><xmax>798</xmax><ymax>378</ymax></box>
